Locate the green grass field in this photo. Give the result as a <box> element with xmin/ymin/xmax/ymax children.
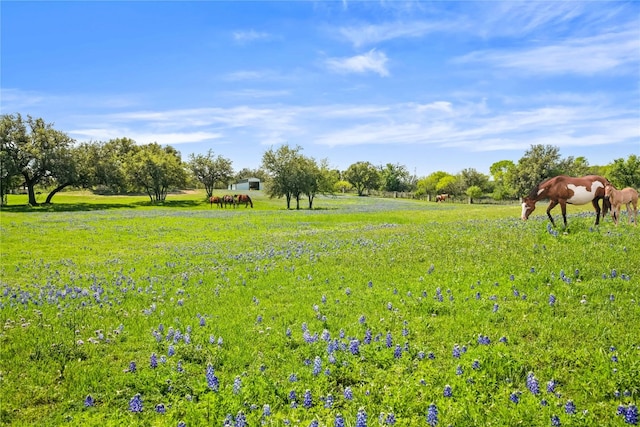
<box><xmin>0</xmin><ymin>191</ymin><xmax>638</xmax><ymax>426</ymax></box>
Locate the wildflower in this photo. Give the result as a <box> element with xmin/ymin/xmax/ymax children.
<box><xmin>356</xmin><ymin>408</ymin><xmax>367</xmax><ymax>427</ymax></box>
<box><xmin>206</xmin><ymin>364</ymin><xmax>219</xmax><ymax>391</ymax></box>
<box><xmin>176</xmin><ymin>360</ymin><xmax>184</xmax><ymax>373</ymax></box>
<box><xmin>547</xmin><ymin>379</ymin><xmax>557</xmax><ymax>393</ymax></box>
<box><xmin>199</xmin><ymin>317</ymin><xmax>206</xmax><ymax>327</ymax></box>
<box><xmin>309</xmin><ymin>421</ymin><xmax>319</xmax><ymax>427</ymax></box>
<box><xmin>233</xmin><ymin>376</ymin><xmax>242</xmax><ymax>394</ymax></box>
<box><xmin>551</xmin><ymin>415</ymin><xmax>561</xmax><ymax>426</ymax></box>
<box><xmin>325</xmin><ymin>394</ymin><xmax>334</xmax><ymax>408</ymax></box>
<box><xmin>235</xmin><ymin>411</ymin><xmax>247</xmax><ymax>427</ymax></box>
<box><xmin>384</xmin><ymin>413</ymin><xmax>396</xmax><ymax>425</ymax></box>
<box><xmin>129</xmin><ymin>393</ymin><xmax>143</xmax><ymax>413</ymax></box>
<box><xmin>364</xmin><ymin>329</ymin><xmax>372</xmax><ymax>344</ymax></box>
<box><xmin>452</xmin><ymin>344</ymin><xmax>461</xmax><ymax>358</ymax></box>
<box><xmin>472</xmin><ymin>360</ymin><xmax>481</xmax><ymax>370</ymax></box>
<box><xmin>565</xmin><ymin>400</ymin><xmax>576</xmax><ymax>415</ymax></box>
<box><xmin>335</xmin><ymin>414</ymin><xmax>345</xmax><ymax>427</ymax></box>
<box><xmin>426</xmin><ymin>403</ymin><xmax>438</xmax><ymax>426</ymax></box>
<box><xmin>289</xmin><ymin>373</ymin><xmax>298</xmax><ymax>382</ymax></box>
<box><xmin>303</xmin><ymin>389</ymin><xmax>313</xmax><ymax>409</ymax></box>
<box><xmin>84</xmin><ymin>395</ymin><xmax>95</xmax><ymax>407</ymax></box>
<box><xmin>313</xmin><ymin>356</ymin><xmax>322</xmax><ymax>376</ymax></box>
<box><xmin>456</xmin><ymin>365</ymin><xmax>463</xmax><ymax>375</ymax></box>
<box><xmin>178</xmin><ymin>422</ymin><xmax>186</xmax><ymax>427</ymax></box>
<box><xmin>526</xmin><ymin>372</ymin><xmax>540</xmax><ymax>395</ymax></box>
<box><xmin>625</xmin><ymin>405</ymin><xmax>638</xmax><ymax>425</ymax></box>
<box><xmin>386</xmin><ymin>331</ymin><xmax>393</xmax><ymax>348</ymax></box>
<box><xmin>443</xmin><ymin>384</ymin><xmax>452</xmax><ymax>397</ymax></box>
<box><xmin>344</xmin><ymin>386</ymin><xmax>353</xmax><ymax>400</ymax></box>
<box><xmin>129</xmin><ymin>361</ymin><xmax>136</xmax><ymax>373</ymax></box>
<box><xmin>150</xmin><ymin>353</ymin><xmax>157</xmax><ymax>368</ymax></box>
<box><xmin>394</xmin><ymin>344</ymin><xmax>402</xmax><ymax>359</ymax></box>
<box><xmin>510</xmin><ymin>392</ymin><xmax>520</xmax><ymax>404</ymax></box>
<box><xmin>549</xmin><ymin>294</ymin><xmax>556</xmax><ymax>306</ymax></box>
<box><xmin>263</xmin><ymin>404</ymin><xmax>271</xmax><ymax>417</ymax></box>
<box><xmin>168</xmin><ymin>345</ymin><xmax>175</xmax><ymax>357</ymax></box>
<box><xmin>350</xmin><ymin>339</ymin><xmax>360</xmax><ymax>355</ymax></box>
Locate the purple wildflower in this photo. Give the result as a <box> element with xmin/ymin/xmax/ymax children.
<box><xmin>303</xmin><ymin>389</ymin><xmax>313</xmax><ymax>409</ymax></box>
<box><xmin>551</xmin><ymin>415</ymin><xmax>561</xmax><ymax>426</ymax></box>
<box><xmin>233</xmin><ymin>376</ymin><xmax>242</xmax><ymax>394</ymax></box>
<box><xmin>313</xmin><ymin>356</ymin><xmax>322</xmax><ymax>376</ymax></box>
<box><xmin>527</xmin><ymin>372</ymin><xmax>540</xmax><ymax>395</ymax></box>
<box><xmin>150</xmin><ymin>353</ymin><xmax>157</xmax><ymax>368</ymax></box>
<box><xmin>206</xmin><ymin>364</ymin><xmax>219</xmax><ymax>391</ymax></box>
<box><xmin>309</xmin><ymin>421</ymin><xmax>319</xmax><ymax>427</ymax></box>
<box><xmin>443</xmin><ymin>384</ymin><xmax>452</xmax><ymax>397</ymax></box>
<box><xmin>384</xmin><ymin>413</ymin><xmax>396</xmax><ymax>425</ymax></box>
<box><xmin>335</xmin><ymin>414</ymin><xmax>345</xmax><ymax>427</ymax></box>
<box><xmin>386</xmin><ymin>331</ymin><xmax>393</xmax><ymax>348</ymax></box>
<box><xmin>453</xmin><ymin>344</ymin><xmax>461</xmax><ymax>358</ymax></box>
<box><xmin>129</xmin><ymin>393</ymin><xmax>143</xmax><ymax>413</ymax></box>
<box><xmin>325</xmin><ymin>394</ymin><xmax>334</xmax><ymax>408</ymax></box>
<box><xmin>84</xmin><ymin>395</ymin><xmax>94</xmax><ymax>407</ymax></box>
<box><xmin>350</xmin><ymin>339</ymin><xmax>360</xmax><ymax>355</ymax></box>
<box><xmin>426</xmin><ymin>404</ymin><xmax>438</xmax><ymax>426</ymax></box>
<box><xmin>356</xmin><ymin>409</ymin><xmax>367</xmax><ymax>427</ymax></box>
<box><xmin>235</xmin><ymin>411</ymin><xmax>247</xmax><ymax>427</ymax></box>
<box><xmin>565</xmin><ymin>400</ymin><xmax>576</xmax><ymax>415</ymax></box>
<box><xmin>344</xmin><ymin>386</ymin><xmax>353</xmax><ymax>400</ymax></box>
<box><xmin>128</xmin><ymin>361</ymin><xmax>136</xmax><ymax>373</ymax></box>
<box><xmin>263</xmin><ymin>404</ymin><xmax>271</xmax><ymax>417</ymax></box>
<box><xmin>155</xmin><ymin>403</ymin><xmax>166</xmax><ymax>414</ymax></box>
<box><xmin>510</xmin><ymin>393</ymin><xmax>520</xmax><ymax>404</ymax></box>
<box><xmin>394</xmin><ymin>344</ymin><xmax>402</xmax><ymax>359</ymax></box>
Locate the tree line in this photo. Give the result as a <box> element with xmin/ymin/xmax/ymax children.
<box><xmin>1</xmin><ymin>113</ymin><xmax>638</xmax><ymax>208</ymax></box>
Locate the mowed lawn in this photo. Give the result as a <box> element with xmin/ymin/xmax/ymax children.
<box><xmin>0</xmin><ymin>191</ymin><xmax>638</xmax><ymax>426</ymax></box>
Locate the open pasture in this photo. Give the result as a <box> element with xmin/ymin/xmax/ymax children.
<box><xmin>0</xmin><ymin>192</ymin><xmax>638</xmax><ymax>426</ymax></box>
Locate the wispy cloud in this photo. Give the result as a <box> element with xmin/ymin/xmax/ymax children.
<box><xmin>337</xmin><ymin>20</ymin><xmax>453</xmax><ymax>48</ymax></box>
<box><xmin>455</xmin><ymin>27</ymin><xmax>640</xmax><ymax>75</ymax></box>
<box><xmin>233</xmin><ymin>30</ymin><xmax>272</xmax><ymax>44</ymax></box>
<box><xmin>325</xmin><ymin>49</ymin><xmax>389</xmax><ymax>76</ymax></box>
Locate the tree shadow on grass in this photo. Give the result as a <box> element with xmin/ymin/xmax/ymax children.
<box><xmin>0</xmin><ymin>199</ymin><xmax>205</xmax><ymax>213</ymax></box>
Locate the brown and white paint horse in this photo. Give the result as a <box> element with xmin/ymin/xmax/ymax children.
<box><xmin>521</xmin><ymin>175</ymin><xmax>610</xmax><ymax>227</ymax></box>
<box><xmin>235</xmin><ymin>194</ymin><xmax>253</xmax><ymax>208</ymax></box>
<box><xmin>435</xmin><ymin>194</ymin><xmax>449</xmax><ymax>202</ymax></box>
<box><xmin>223</xmin><ymin>194</ymin><xmax>236</xmax><ymax>208</ymax></box>
<box><xmin>604</xmin><ymin>184</ymin><xmax>638</xmax><ymax>226</ymax></box>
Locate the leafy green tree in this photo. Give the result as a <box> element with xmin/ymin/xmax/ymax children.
<box><xmin>344</xmin><ymin>161</ymin><xmax>380</xmax><ymax>196</ymax></box>
<box><xmin>43</xmin><ymin>144</ymin><xmax>97</xmax><ymax>203</ymax></box>
<box><xmin>465</xmin><ymin>185</ymin><xmax>483</xmax><ymax>204</ymax></box>
<box><xmin>608</xmin><ymin>155</ymin><xmax>640</xmax><ymax>188</ymax></box>
<box><xmin>379</xmin><ymin>163</ymin><xmax>411</xmax><ymax>192</ymax></box>
<box><xmin>334</xmin><ymin>180</ymin><xmax>353</xmax><ymax>193</ymax></box>
<box><xmin>95</xmin><ymin>138</ymin><xmax>139</xmax><ymax>193</ymax></box>
<box><xmin>416</xmin><ymin>171</ymin><xmax>454</xmax><ymax>200</ymax></box>
<box><xmin>489</xmin><ymin>160</ymin><xmax>516</xmax><ymax>200</ymax></box>
<box><xmin>458</xmin><ymin>168</ymin><xmax>489</xmax><ymax>191</ymax></box>
<box><xmin>436</xmin><ymin>175</ymin><xmax>460</xmax><ymax>196</ymax></box>
<box><xmin>0</xmin><ymin>113</ymin><xmax>74</xmax><ymax>205</ymax></box>
<box><xmin>188</xmin><ymin>149</ymin><xmax>234</xmax><ymax>198</ymax></box>
<box><xmin>563</xmin><ymin>156</ymin><xmax>592</xmax><ymax>177</ymax></box>
<box><xmin>509</xmin><ymin>144</ymin><xmax>563</xmax><ymax>197</ymax></box>
<box><xmin>261</xmin><ymin>144</ymin><xmax>305</xmax><ymax>209</ymax></box>
<box><xmin>126</xmin><ymin>143</ymin><xmax>187</xmax><ymax>202</ymax></box>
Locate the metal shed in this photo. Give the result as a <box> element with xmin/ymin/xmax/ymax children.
<box><xmin>228</xmin><ymin>177</ymin><xmax>262</xmax><ymax>191</ymax></box>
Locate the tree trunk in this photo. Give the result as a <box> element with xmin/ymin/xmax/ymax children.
<box><xmin>22</xmin><ymin>172</ymin><xmax>39</xmax><ymax>205</ymax></box>
<box><xmin>308</xmin><ymin>194</ymin><xmax>314</xmax><ymax>209</ymax></box>
<box><xmin>45</xmin><ymin>182</ymin><xmax>71</xmax><ymax>204</ymax></box>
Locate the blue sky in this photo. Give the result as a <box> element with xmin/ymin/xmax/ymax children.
<box><xmin>2</xmin><ymin>1</ymin><xmax>639</xmax><ymax>177</ymax></box>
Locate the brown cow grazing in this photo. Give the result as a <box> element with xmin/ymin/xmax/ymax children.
<box><xmin>605</xmin><ymin>184</ymin><xmax>638</xmax><ymax>226</ymax></box>
<box><xmin>521</xmin><ymin>175</ymin><xmax>610</xmax><ymax>227</ymax></box>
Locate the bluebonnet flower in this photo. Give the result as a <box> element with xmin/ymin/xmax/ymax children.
<box><xmin>335</xmin><ymin>414</ymin><xmax>345</xmax><ymax>427</ymax></box>
<box><xmin>565</xmin><ymin>400</ymin><xmax>576</xmax><ymax>415</ymax></box>
<box><xmin>418</xmin><ymin>351</ymin><xmax>425</xmax><ymax>360</ymax></box>
<box><xmin>178</xmin><ymin>422</ymin><xmax>186</xmax><ymax>427</ymax></box>
<box><xmin>303</xmin><ymin>389</ymin><xmax>313</xmax><ymax>408</ymax></box>
<box><xmin>472</xmin><ymin>360</ymin><xmax>481</xmax><ymax>370</ymax></box>
<box><xmin>160</xmin><ymin>355</ymin><xmax>167</xmax><ymax>364</ymax></box>
<box><xmin>453</xmin><ymin>344</ymin><xmax>461</xmax><ymax>358</ymax></box>
<box><xmin>206</xmin><ymin>364</ymin><xmax>219</xmax><ymax>391</ymax></box>
<box><xmin>199</xmin><ymin>317</ymin><xmax>206</xmax><ymax>327</ymax></box>
<box><xmin>356</xmin><ymin>409</ymin><xmax>367</xmax><ymax>427</ymax></box>
<box><xmin>386</xmin><ymin>332</ymin><xmax>393</xmax><ymax>348</ymax></box>
<box><xmin>183</xmin><ymin>333</ymin><xmax>191</xmax><ymax>344</ymax></box>
<box><xmin>624</xmin><ymin>405</ymin><xmax>638</xmax><ymax>425</ymax></box>
<box><xmin>129</xmin><ymin>361</ymin><xmax>136</xmax><ymax>373</ymax></box>
<box><xmin>256</xmin><ymin>315</ymin><xmax>262</xmax><ymax>324</ymax></box>
<box><xmin>325</xmin><ymin>394</ymin><xmax>334</xmax><ymax>408</ymax></box>
<box><xmin>350</xmin><ymin>339</ymin><xmax>360</xmax><ymax>355</ymax></box>
<box><xmin>345</xmin><ymin>287</ymin><xmax>351</xmax><ymax>296</ymax></box>
<box><xmin>313</xmin><ymin>356</ymin><xmax>322</xmax><ymax>376</ymax></box>
<box><xmin>478</xmin><ymin>335</ymin><xmax>491</xmax><ymax>345</ymax></box>
<box><xmin>209</xmin><ymin>334</ymin><xmax>216</xmax><ymax>344</ymax></box>
<box><xmin>233</xmin><ymin>376</ymin><xmax>242</xmax><ymax>394</ymax></box>
<box><xmin>339</xmin><ymin>329</ymin><xmax>345</xmax><ymax>339</ymax></box>
<box><xmin>344</xmin><ymin>386</ymin><xmax>353</xmax><ymax>400</ymax></box>
<box><xmin>289</xmin><ymin>373</ymin><xmax>298</xmax><ymax>382</ymax></box>
<box><xmin>384</xmin><ymin>413</ymin><xmax>396</xmax><ymax>425</ymax></box>
<box><xmin>155</xmin><ymin>403</ymin><xmax>166</xmax><ymax>413</ymax></box>
<box><xmin>168</xmin><ymin>345</ymin><xmax>175</xmax><ymax>357</ymax></box>
<box><xmin>426</xmin><ymin>404</ymin><xmax>438</xmax><ymax>426</ymax></box>
<box><xmin>527</xmin><ymin>372</ymin><xmax>540</xmax><ymax>395</ymax></box>
<box><xmin>150</xmin><ymin>353</ymin><xmax>157</xmax><ymax>368</ymax></box>
<box><xmin>394</xmin><ymin>344</ymin><xmax>402</xmax><ymax>359</ymax></box>
<box><xmin>289</xmin><ymin>390</ymin><xmax>296</xmax><ymax>402</ymax></box>
<box><xmin>443</xmin><ymin>384</ymin><xmax>452</xmax><ymax>397</ymax></box>
<box><xmin>286</xmin><ymin>328</ymin><xmax>292</xmax><ymax>338</ymax></box>
<box><xmin>263</xmin><ymin>404</ymin><xmax>271</xmax><ymax>417</ymax></box>
<box><xmin>428</xmin><ymin>352</ymin><xmax>435</xmax><ymax>359</ymax></box>
<box><xmin>456</xmin><ymin>365</ymin><xmax>463</xmax><ymax>375</ymax></box>
<box><xmin>493</xmin><ymin>303</ymin><xmax>499</xmax><ymax>312</ymax></box>
<box><xmin>309</xmin><ymin>421</ymin><xmax>319</xmax><ymax>427</ymax></box>
<box><xmin>176</xmin><ymin>360</ymin><xmax>184</xmax><ymax>373</ymax></box>
<box><xmin>84</xmin><ymin>395</ymin><xmax>94</xmax><ymax>407</ymax></box>
<box><xmin>322</xmin><ymin>329</ymin><xmax>331</xmax><ymax>342</ymax></box>
<box><xmin>499</xmin><ymin>336</ymin><xmax>508</xmax><ymax>344</ymax></box>
<box><xmin>402</xmin><ymin>327</ymin><xmax>409</xmax><ymax>337</ymax></box>
<box><xmin>551</xmin><ymin>415</ymin><xmax>561</xmax><ymax>426</ymax></box>
<box><xmin>611</xmin><ymin>269</ymin><xmax>617</xmax><ymax>278</ymax></box>
<box><xmin>510</xmin><ymin>392</ymin><xmax>520</xmax><ymax>404</ymax></box>
<box><xmin>129</xmin><ymin>393</ymin><xmax>143</xmax><ymax>412</ymax></box>
<box><xmin>235</xmin><ymin>411</ymin><xmax>247</xmax><ymax>427</ymax></box>
<box><xmin>364</xmin><ymin>329</ymin><xmax>372</xmax><ymax>344</ymax></box>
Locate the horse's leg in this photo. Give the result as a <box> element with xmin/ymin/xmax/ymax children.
<box><xmin>546</xmin><ymin>200</ymin><xmax>558</xmax><ymax>227</ymax></box>
<box><xmin>633</xmin><ymin>200</ymin><xmax>638</xmax><ymax>226</ymax></box>
<box><xmin>559</xmin><ymin>200</ymin><xmax>568</xmax><ymax>228</ymax></box>
<box><xmin>592</xmin><ymin>199</ymin><xmax>601</xmax><ymax>225</ymax></box>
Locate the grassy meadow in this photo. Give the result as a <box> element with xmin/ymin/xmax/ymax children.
<box><xmin>0</xmin><ymin>191</ymin><xmax>638</xmax><ymax>426</ymax></box>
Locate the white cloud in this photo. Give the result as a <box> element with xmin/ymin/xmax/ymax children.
<box><xmin>455</xmin><ymin>27</ymin><xmax>639</xmax><ymax>75</ymax></box>
<box><xmin>233</xmin><ymin>30</ymin><xmax>272</xmax><ymax>43</ymax></box>
<box><xmin>325</xmin><ymin>49</ymin><xmax>389</xmax><ymax>76</ymax></box>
